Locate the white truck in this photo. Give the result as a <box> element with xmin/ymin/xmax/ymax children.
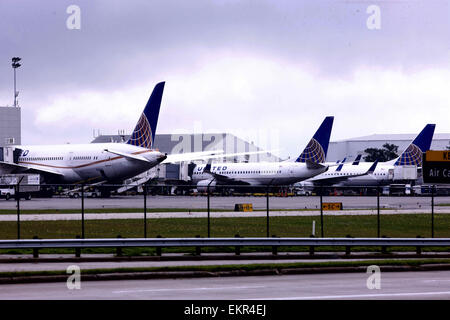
<box><xmin>0</xmin><ymin>174</ymin><xmax>40</xmax><ymax>200</ymax></box>
<box><xmin>0</xmin><ymin>187</ymin><xmax>15</xmax><ymax>200</ymax></box>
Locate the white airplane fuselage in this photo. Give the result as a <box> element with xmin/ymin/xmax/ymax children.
<box><xmin>192</xmin><ymin>161</ymin><xmax>327</xmax><ymax>187</ymax></box>
<box><xmin>304</xmin><ymin>162</ymin><xmax>396</xmax><ymax>187</ymax></box>
<box><xmin>15</xmin><ymin>143</ymin><xmax>166</xmax><ymax>184</ymax></box>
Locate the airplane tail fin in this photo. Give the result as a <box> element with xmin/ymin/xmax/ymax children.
<box><xmin>126</xmin><ymin>81</ymin><xmax>165</xmax><ymax>149</ymax></box>
<box><xmin>296</xmin><ymin>116</ymin><xmax>334</xmax><ymax>163</ymax></box>
<box><xmin>367</xmin><ymin>159</ymin><xmax>379</xmax><ymax>174</ymax></box>
<box><xmin>393</xmin><ymin>124</ymin><xmax>435</xmax><ymax>166</ymax></box>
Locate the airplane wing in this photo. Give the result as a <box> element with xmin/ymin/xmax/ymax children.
<box><xmin>310</xmin><ymin>160</ymin><xmax>379</xmax><ymax>184</ymax></box>
<box><xmin>162</xmin><ymin>150</ymin><xmax>273</xmax><ymax>164</ymax></box>
<box><xmin>104</xmin><ymin>149</ymin><xmax>153</xmax><ymax>163</ymax></box>
<box><xmin>0</xmin><ymin>161</ymin><xmax>64</xmax><ymax>176</ymax></box>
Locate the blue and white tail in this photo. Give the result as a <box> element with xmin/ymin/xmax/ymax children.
<box><xmin>295</xmin><ymin>116</ymin><xmax>334</xmax><ymax>163</ymax></box>
<box><xmin>126</xmin><ymin>82</ymin><xmax>165</xmax><ymax>149</ymax></box>
<box><xmin>393</xmin><ymin>124</ymin><xmax>435</xmax><ymax>166</ymax></box>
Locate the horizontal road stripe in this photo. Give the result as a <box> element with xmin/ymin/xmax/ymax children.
<box><xmin>258</xmin><ymin>290</ymin><xmax>450</xmax><ymax>300</ymax></box>
<box><xmin>113</xmin><ymin>285</ymin><xmax>266</xmax><ymax>294</ymax></box>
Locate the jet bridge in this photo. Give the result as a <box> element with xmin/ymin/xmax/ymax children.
<box><xmin>0</xmin><ymin>146</ymin><xmax>23</xmax><ymax>175</ymax></box>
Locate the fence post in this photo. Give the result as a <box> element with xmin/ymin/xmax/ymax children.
<box><xmin>195</xmin><ymin>235</ymin><xmax>201</xmax><ymax>256</ymax></box>
<box><xmin>235</xmin><ymin>234</ymin><xmax>241</xmax><ymax>256</ymax></box>
<box><xmin>156</xmin><ymin>235</ymin><xmax>162</xmax><ymax>256</ymax></box>
<box><xmin>266</xmin><ymin>186</ymin><xmax>270</xmax><ymax>238</ymax></box>
<box><xmin>320</xmin><ymin>188</ymin><xmax>324</xmax><ymax>238</ymax></box>
<box><xmin>33</xmin><ymin>235</ymin><xmax>39</xmax><ymax>258</ymax></box>
<box><xmin>416</xmin><ymin>235</ymin><xmax>422</xmax><ymax>255</ymax></box>
<box><xmin>271</xmin><ymin>235</ymin><xmax>278</xmax><ymax>255</ymax></box>
<box><xmin>431</xmin><ymin>185</ymin><xmax>435</xmax><ymax>238</ymax></box>
<box><xmin>144</xmin><ymin>184</ymin><xmax>147</xmax><ymax>238</ymax></box>
<box><xmin>81</xmin><ymin>183</ymin><xmax>85</xmax><ymax>239</ymax></box>
<box><xmin>15</xmin><ymin>176</ymin><xmax>24</xmax><ymax>240</ymax></box>
<box><xmin>345</xmin><ymin>234</ymin><xmax>352</xmax><ymax>255</ymax></box>
<box><xmin>377</xmin><ymin>187</ymin><xmax>380</xmax><ymax>238</ymax></box>
<box><xmin>16</xmin><ymin>183</ymin><xmax>20</xmax><ymax>240</ymax></box>
<box><xmin>116</xmin><ymin>234</ymin><xmax>122</xmax><ymax>257</ymax></box>
<box><xmin>381</xmin><ymin>235</ymin><xmax>388</xmax><ymax>254</ymax></box>
<box><xmin>207</xmin><ymin>184</ymin><xmax>211</xmax><ymax>238</ymax></box>
<box><xmin>75</xmin><ymin>235</ymin><xmax>81</xmax><ymax>258</ymax></box>
<box><xmin>309</xmin><ymin>234</ymin><xmax>315</xmax><ymax>255</ymax></box>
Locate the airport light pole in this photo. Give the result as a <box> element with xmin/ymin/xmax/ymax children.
<box><xmin>12</xmin><ymin>57</ymin><xmax>21</xmax><ymax>107</ymax></box>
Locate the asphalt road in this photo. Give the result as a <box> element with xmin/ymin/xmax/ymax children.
<box><xmin>1</xmin><ymin>271</ymin><xmax>450</xmax><ymax>300</ymax></box>
<box><xmin>1</xmin><ymin>195</ymin><xmax>449</xmax><ymax>211</ymax></box>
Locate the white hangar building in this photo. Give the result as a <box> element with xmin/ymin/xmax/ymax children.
<box><xmin>327</xmin><ymin>133</ymin><xmax>450</xmax><ymax>162</ymax></box>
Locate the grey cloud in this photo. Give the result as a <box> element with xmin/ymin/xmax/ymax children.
<box><xmin>1</xmin><ymin>0</ymin><xmax>448</xmax><ymax>95</ymax></box>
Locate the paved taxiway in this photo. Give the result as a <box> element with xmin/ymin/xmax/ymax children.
<box><xmin>1</xmin><ymin>195</ymin><xmax>449</xmax><ymax>211</ymax></box>
<box><xmin>1</xmin><ymin>271</ymin><xmax>449</xmax><ymax>300</ymax></box>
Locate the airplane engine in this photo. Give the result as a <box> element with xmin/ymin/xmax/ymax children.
<box><xmin>196</xmin><ymin>179</ymin><xmax>216</xmax><ymax>192</ymax></box>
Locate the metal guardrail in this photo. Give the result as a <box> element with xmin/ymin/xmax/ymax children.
<box><xmin>1</xmin><ymin>237</ymin><xmax>450</xmax><ymax>249</ymax></box>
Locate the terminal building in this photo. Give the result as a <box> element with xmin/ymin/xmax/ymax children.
<box><xmin>327</xmin><ymin>133</ymin><xmax>450</xmax><ymax>162</ymax></box>
<box><xmin>0</xmin><ymin>105</ymin><xmax>21</xmax><ymax>163</ymax></box>
<box><xmin>0</xmin><ymin>105</ymin><xmax>21</xmax><ymax>147</ymax></box>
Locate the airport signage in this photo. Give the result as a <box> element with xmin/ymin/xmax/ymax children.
<box><xmin>322</xmin><ymin>202</ymin><xmax>343</xmax><ymax>211</ymax></box>
<box><xmin>234</xmin><ymin>203</ymin><xmax>253</xmax><ymax>212</ymax></box>
<box><xmin>423</xmin><ymin>151</ymin><xmax>450</xmax><ymax>184</ymax></box>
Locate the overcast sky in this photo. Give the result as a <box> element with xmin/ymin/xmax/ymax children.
<box><xmin>0</xmin><ymin>0</ymin><xmax>449</xmax><ymax>158</ymax></box>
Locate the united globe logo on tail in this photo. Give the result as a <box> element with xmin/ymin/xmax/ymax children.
<box><xmin>394</xmin><ymin>144</ymin><xmax>423</xmax><ymax>166</ymax></box>
<box><xmin>296</xmin><ymin>138</ymin><xmax>326</xmax><ymax>163</ymax></box>
<box><xmin>127</xmin><ymin>113</ymin><xmax>153</xmax><ymax>149</ymax></box>
<box><xmin>126</xmin><ymin>82</ymin><xmax>165</xmax><ymax>150</ymax></box>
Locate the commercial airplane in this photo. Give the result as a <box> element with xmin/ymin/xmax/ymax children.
<box><xmin>300</xmin><ymin>124</ymin><xmax>436</xmax><ymax>188</ymax></box>
<box><xmin>0</xmin><ymin>82</ymin><xmax>168</xmax><ymax>185</ymax></box>
<box><xmin>191</xmin><ymin>116</ymin><xmax>334</xmax><ymax>191</ymax></box>
<box><xmin>0</xmin><ymin>82</ymin><xmax>258</xmax><ymax>187</ymax></box>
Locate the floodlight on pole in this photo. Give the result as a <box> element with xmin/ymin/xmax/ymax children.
<box><xmin>11</xmin><ymin>57</ymin><xmax>22</xmax><ymax>107</ymax></box>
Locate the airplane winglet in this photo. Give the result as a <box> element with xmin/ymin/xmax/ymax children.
<box><xmin>352</xmin><ymin>154</ymin><xmax>362</xmax><ymax>165</ymax></box>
